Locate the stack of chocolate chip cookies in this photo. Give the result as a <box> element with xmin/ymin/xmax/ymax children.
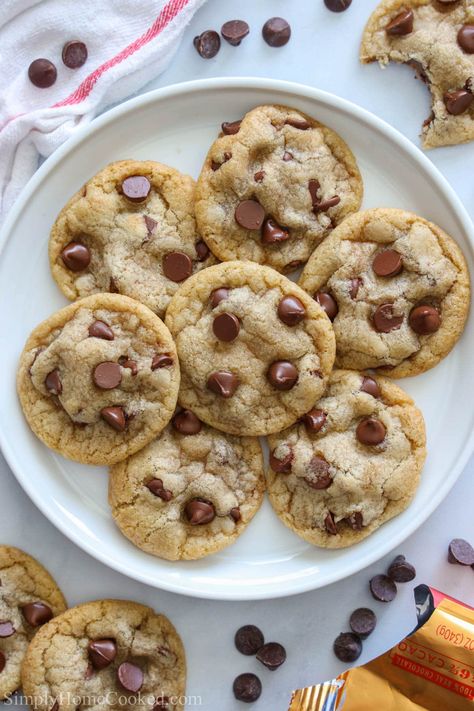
<box><xmin>17</xmin><ymin>103</ymin><xmax>470</xmax><ymax>561</ymax></box>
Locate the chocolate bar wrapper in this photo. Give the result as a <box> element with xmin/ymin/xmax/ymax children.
<box><xmin>289</xmin><ymin>584</ymin><xmax>474</xmax><ymax>710</ymax></box>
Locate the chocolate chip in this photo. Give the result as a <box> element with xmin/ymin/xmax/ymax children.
<box><xmin>88</xmin><ymin>639</ymin><xmax>117</xmax><ymax>670</ymax></box>
<box><xmin>267</xmin><ymin>361</ymin><xmax>298</xmax><ymax>390</ymax></box>
<box><xmin>386</xmin><ymin>9</ymin><xmax>414</xmax><ymax>35</ymax></box>
<box><xmin>153</xmin><ymin>698</ymin><xmax>169</xmax><ymax>710</ymax></box>
<box><xmin>302</xmin><ymin>408</ymin><xmax>327</xmax><ymax>432</ymax></box>
<box><xmin>28</xmin><ymin>58</ymin><xmax>57</xmax><ymax>88</ymax></box>
<box><xmin>308</xmin><ymin>179</ymin><xmax>320</xmax><ymax>207</ymax></box>
<box><xmin>360</xmin><ymin>376</ymin><xmax>380</xmax><ymax>398</ymax></box>
<box><xmin>210</xmin><ymin>288</ymin><xmax>229</xmax><ymax>308</ymax></box>
<box><xmin>285</xmin><ymin>260</ymin><xmax>304</xmax><ymax>272</ymax></box>
<box><xmin>283</xmin><ymin>151</ymin><xmax>293</xmax><ymax>161</ymax></box>
<box><xmin>305</xmin><ymin>456</ymin><xmax>332</xmax><ymax>489</ymax></box>
<box><xmin>230</xmin><ymin>507</ymin><xmax>241</xmax><ymax>522</ymax></box>
<box><xmin>100</xmin><ymin>406</ymin><xmax>126</xmax><ymax>432</ymax></box>
<box><xmin>262</xmin><ymin>17</ymin><xmax>291</xmax><ymax>47</ymax></box>
<box><xmin>458</xmin><ymin>25</ymin><xmax>474</xmax><ymax>53</ymax></box>
<box><xmin>151</xmin><ymin>354</ymin><xmax>173</xmax><ymax>370</ymax></box>
<box><xmin>277</xmin><ymin>296</ymin><xmax>306</xmax><ymax>326</ymax></box>
<box><xmin>372</xmin><ymin>249</ymin><xmax>403</xmax><ymax>277</ymax></box>
<box><xmin>61</xmin><ymin>241</ymin><xmax>91</xmax><ymax>271</ymax></box>
<box><xmin>233</xmin><ymin>673</ymin><xmax>262</xmax><ymax>703</ymax></box>
<box><xmin>109</xmin><ymin>277</ymin><xmax>119</xmax><ymax>293</ymax></box>
<box><xmin>0</xmin><ymin>651</ymin><xmax>5</xmax><ymax>673</ymax></box>
<box><xmin>21</xmin><ymin>602</ymin><xmax>53</xmax><ymax>627</ymax></box>
<box><xmin>194</xmin><ymin>30</ymin><xmax>221</xmax><ymax>58</ymax></box>
<box><xmin>324</xmin><ymin>0</ymin><xmax>352</xmax><ymax>11</ymax></box>
<box><xmin>62</xmin><ymin>41</ymin><xmax>88</xmax><ymax>69</ymax></box>
<box><xmin>89</xmin><ymin>321</ymin><xmax>114</xmax><ymax>340</ymax></box>
<box><xmin>285</xmin><ymin>117</ymin><xmax>310</xmax><ymax>130</ymax></box>
<box><xmin>356</xmin><ymin>417</ymin><xmax>386</xmax><ymax>446</ymax></box>
<box><xmin>235</xmin><ymin>625</ymin><xmax>264</xmax><ymax>655</ymax></box>
<box><xmin>261</xmin><ymin>217</ymin><xmax>289</xmax><ymax>243</ymax></box>
<box><xmin>349</xmin><ymin>277</ymin><xmax>362</xmax><ymax>299</ymax></box>
<box><xmin>195</xmin><ymin>241</ymin><xmax>210</xmax><ymax>261</ymax></box>
<box><xmin>333</xmin><ymin>632</ymin><xmax>362</xmax><ymax>662</ymax></box>
<box><xmin>221</xmin><ymin>20</ymin><xmax>250</xmax><ymax>46</ymax></box>
<box><xmin>50</xmin><ymin>702</ymin><xmax>59</xmax><ymax>711</ymax></box>
<box><xmin>256</xmin><ymin>642</ymin><xmax>286</xmax><ymax>671</ymax></box>
<box><xmin>121</xmin><ymin>175</ymin><xmax>151</xmax><ymax>203</ymax></box>
<box><xmin>143</xmin><ymin>215</ymin><xmax>157</xmax><ymax>236</ymax></box>
<box><xmin>349</xmin><ymin>608</ymin><xmax>377</xmax><ymax>638</ymax></box>
<box><xmin>0</xmin><ymin>621</ymin><xmax>15</xmax><ymax>638</ymax></box>
<box><xmin>93</xmin><ymin>362</ymin><xmax>122</xmax><ymax>390</ymax></box>
<box><xmin>444</xmin><ymin>89</ymin><xmax>474</xmax><ymax>115</ymax></box>
<box><xmin>315</xmin><ymin>292</ymin><xmax>338</xmax><ymax>321</ymax></box>
<box><xmin>346</xmin><ymin>512</ymin><xmax>364</xmax><ymax>530</ymax></box>
<box><xmin>448</xmin><ymin>538</ymin><xmax>474</xmax><ymax>565</ymax></box>
<box><xmin>45</xmin><ymin>369</ymin><xmax>62</xmax><ymax>396</ymax></box>
<box><xmin>269</xmin><ymin>449</ymin><xmax>292</xmax><ymax>473</ymax></box>
<box><xmin>409</xmin><ymin>304</ymin><xmax>440</xmax><ymax>335</ymax></box>
<box><xmin>117</xmin><ymin>662</ymin><xmax>143</xmax><ymax>693</ymax></box>
<box><xmin>146</xmin><ymin>478</ymin><xmax>172</xmax><ymax>502</ymax></box>
<box><xmin>172</xmin><ymin>409</ymin><xmax>202</xmax><ymax>435</ymax></box>
<box><xmin>162</xmin><ymin>252</ymin><xmax>193</xmax><ymax>282</ymax></box>
<box><xmin>373</xmin><ymin>303</ymin><xmax>403</xmax><ymax>332</ymax></box>
<box><xmin>235</xmin><ymin>200</ymin><xmax>266</xmax><ymax>230</ymax></box>
<box><xmin>221</xmin><ymin>120</ymin><xmax>242</xmax><ymax>135</ymax></box>
<box><xmin>370</xmin><ymin>574</ymin><xmax>397</xmax><ymax>602</ymax></box>
<box><xmin>325</xmin><ymin>512</ymin><xmax>338</xmax><ymax>535</ymax></box>
<box><xmin>207</xmin><ymin>370</ymin><xmax>240</xmax><ymax>397</ymax></box>
<box><xmin>254</xmin><ymin>170</ymin><xmax>266</xmax><ymax>182</ymax></box>
<box><xmin>213</xmin><ymin>312</ymin><xmax>240</xmax><ymax>342</ymax></box>
<box><xmin>313</xmin><ymin>196</ymin><xmax>341</xmax><ymax>212</ymax></box>
<box><xmin>119</xmin><ymin>358</ymin><xmax>138</xmax><ymax>375</ymax></box>
<box><xmin>387</xmin><ymin>555</ymin><xmax>416</xmax><ymax>582</ymax></box>
<box><xmin>185</xmin><ymin>499</ymin><xmax>215</xmax><ymax>525</ymax></box>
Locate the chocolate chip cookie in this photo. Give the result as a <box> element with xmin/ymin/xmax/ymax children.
<box><xmin>17</xmin><ymin>294</ymin><xmax>180</xmax><ymax>465</ymax></box>
<box><xmin>266</xmin><ymin>369</ymin><xmax>426</xmax><ymax>548</ymax></box>
<box><xmin>195</xmin><ymin>104</ymin><xmax>363</xmax><ymax>273</ymax></box>
<box><xmin>109</xmin><ymin>412</ymin><xmax>265</xmax><ymax>560</ymax></box>
<box><xmin>21</xmin><ymin>600</ymin><xmax>185</xmax><ymax>711</ymax></box>
<box><xmin>299</xmin><ymin>208</ymin><xmax>470</xmax><ymax>377</ymax></box>
<box><xmin>165</xmin><ymin>261</ymin><xmax>336</xmax><ymax>436</ymax></box>
<box><xmin>361</xmin><ymin>0</ymin><xmax>474</xmax><ymax>148</ymax></box>
<box><xmin>0</xmin><ymin>546</ymin><xmax>66</xmax><ymax>699</ymax></box>
<box><xmin>49</xmin><ymin>160</ymin><xmax>215</xmax><ymax>318</ymax></box>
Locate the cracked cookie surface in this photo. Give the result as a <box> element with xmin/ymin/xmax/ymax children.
<box><xmin>266</xmin><ymin>370</ymin><xmax>426</xmax><ymax>548</ymax></box>
<box><xmin>21</xmin><ymin>599</ymin><xmax>186</xmax><ymax>711</ymax></box>
<box><xmin>49</xmin><ymin>160</ymin><xmax>216</xmax><ymax>318</ymax></box>
<box><xmin>0</xmin><ymin>546</ymin><xmax>66</xmax><ymax>699</ymax></box>
<box><xmin>109</xmin><ymin>413</ymin><xmax>265</xmax><ymax>560</ymax></box>
<box><xmin>165</xmin><ymin>261</ymin><xmax>336</xmax><ymax>436</ymax></box>
<box><xmin>195</xmin><ymin>104</ymin><xmax>363</xmax><ymax>273</ymax></box>
<box><xmin>361</xmin><ymin>0</ymin><xmax>474</xmax><ymax>148</ymax></box>
<box><xmin>17</xmin><ymin>294</ymin><xmax>180</xmax><ymax>465</ymax></box>
<box><xmin>299</xmin><ymin>208</ymin><xmax>470</xmax><ymax>377</ymax></box>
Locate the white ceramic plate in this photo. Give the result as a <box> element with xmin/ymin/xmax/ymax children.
<box><xmin>0</xmin><ymin>78</ymin><xmax>472</xmax><ymax>600</ymax></box>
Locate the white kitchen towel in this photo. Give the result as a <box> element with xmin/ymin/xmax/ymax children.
<box><xmin>0</xmin><ymin>0</ymin><xmax>206</xmax><ymax>221</ymax></box>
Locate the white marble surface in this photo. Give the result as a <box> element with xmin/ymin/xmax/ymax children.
<box><xmin>2</xmin><ymin>0</ymin><xmax>474</xmax><ymax>708</ymax></box>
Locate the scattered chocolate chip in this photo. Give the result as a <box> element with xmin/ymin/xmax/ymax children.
<box><xmin>256</xmin><ymin>642</ymin><xmax>286</xmax><ymax>670</ymax></box>
<box><xmin>370</xmin><ymin>574</ymin><xmax>397</xmax><ymax>602</ymax></box>
<box><xmin>386</xmin><ymin>9</ymin><xmax>414</xmax><ymax>35</ymax></box>
<box><xmin>285</xmin><ymin>117</ymin><xmax>310</xmax><ymax>130</ymax></box>
<box><xmin>315</xmin><ymin>292</ymin><xmax>338</xmax><ymax>321</ymax></box>
<box><xmin>88</xmin><ymin>639</ymin><xmax>117</xmax><ymax>670</ymax></box>
<box><xmin>372</xmin><ymin>249</ymin><xmax>403</xmax><ymax>277</ymax></box>
<box><xmin>313</xmin><ymin>196</ymin><xmax>341</xmax><ymax>212</ymax></box>
<box><xmin>324</xmin><ymin>0</ymin><xmax>352</xmax><ymax>11</ymax></box>
<box><xmin>121</xmin><ymin>175</ymin><xmax>151</xmax><ymax>203</ymax></box>
<box><xmin>151</xmin><ymin>354</ymin><xmax>173</xmax><ymax>370</ymax></box>
<box><xmin>387</xmin><ymin>555</ymin><xmax>416</xmax><ymax>582</ymax></box>
<box><xmin>119</xmin><ymin>358</ymin><xmax>138</xmax><ymax>375</ymax></box>
<box><xmin>267</xmin><ymin>361</ymin><xmax>298</xmax><ymax>390</ymax></box>
<box><xmin>409</xmin><ymin>304</ymin><xmax>440</xmax><ymax>335</ymax></box>
<box><xmin>109</xmin><ymin>277</ymin><xmax>119</xmax><ymax>293</ymax></box>
<box><xmin>146</xmin><ymin>478</ymin><xmax>172</xmax><ymax>502</ymax></box>
<box><xmin>448</xmin><ymin>538</ymin><xmax>474</xmax><ymax>565</ymax></box>
<box><xmin>185</xmin><ymin>498</ymin><xmax>215</xmax><ymax>525</ymax></box>
<box><xmin>0</xmin><ymin>651</ymin><xmax>6</xmax><ymax>673</ymax></box>
<box><xmin>283</xmin><ymin>151</ymin><xmax>293</xmax><ymax>161</ymax></box>
<box><xmin>233</xmin><ymin>673</ymin><xmax>262</xmax><ymax>703</ymax></box>
<box><xmin>210</xmin><ymin>287</ymin><xmax>230</xmax><ymax>308</ymax></box>
<box><xmin>213</xmin><ymin>312</ymin><xmax>240</xmax><ymax>342</ymax></box>
<box><xmin>302</xmin><ymin>408</ymin><xmax>327</xmax><ymax>433</ymax></box>
<box><xmin>325</xmin><ymin>512</ymin><xmax>338</xmax><ymax>535</ymax></box>
<box><xmin>195</xmin><ymin>240</ymin><xmax>210</xmax><ymax>261</ymax></box>
<box><xmin>45</xmin><ymin>369</ymin><xmax>62</xmax><ymax>396</ymax></box>
<box><xmin>221</xmin><ymin>120</ymin><xmax>241</xmax><ymax>135</ymax></box>
<box><xmin>162</xmin><ymin>251</ymin><xmax>193</xmax><ymax>282</ymax></box>
<box><xmin>356</xmin><ymin>417</ymin><xmax>386</xmax><ymax>446</ymax></box>
<box><xmin>235</xmin><ymin>200</ymin><xmax>266</xmax><ymax>230</ymax></box>
<box><xmin>373</xmin><ymin>303</ymin><xmax>404</xmax><ymax>333</ymax></box>
<box><xmin>207</xmin><ymin>370</ymin><xmax>240</xmax><ymax>397</ymax></box>
<box><xmin>194</xmin><ymin>30</ymin><xmax>221</xmax><ymax>58</ymax></box>
<box><xmin>269</xmin><ymin>449</ymin><xmax>292</xmax><ymax>473</ymax></box>
<box><xmin>230</xmin><ymin>507</ymin><xmax>241</xmax><ymax>522</ymax></box>
<box><xmin>61</xmin><ymin>241</ymin><xmax>91</xmax><ymax>271</ymax></box>
<box><xmin>62</xmin><ymin>41</ymin><xmax>88</xmax><ymax>69</ymax></box>
<box><xmin>254</xmin><ymin>170</ymin><xmax>266</xmax><ymax>182</ymax></box>
<box><xmin>221</xmin><ymin>20</ymin><xmax>250</xmax><ymax>46</ymax></box>
<box><xmin>235</xmin><ymin>625</ymin><xmax>264</xmax><ymax>655</ymax></box>
<box><xmin>277</xmin><ymin>295</ymin><xmax>306</xmax><ymax>326</ymax></box>
<box><xmin>305</xmin><ymin>456</ymin><xmax>332</xmax><ymax>489</ymax></box>
<box><xmin>172</xmin><ymin>409</ymin><xmax>202</xmax><ymax>435</ymax></box>
<box><xmin>444</xmin><ymin>89</ymin><xmax>473</xmax><ymax>115</ymax></box>
<box><xmin>93</xmin><ymin>362</ymin><xmax>122</xmax><ymax>390</ymax></box>
<box><xmin>117</xmin><ymin>662</ymin><xmax>143</xmax><ymax>693</ymax></box>
<box><xmin>333</xmin><ymin>632</ymin><xmax>362</xmax><ymax>663</ymax></box>
<box><xmin>262</xmin><ymin>17</ymin><xmax>291</xmax><ymax>47</ymax></box>
<box><xmin>349</xmin><ymin>277</ymin><xmax>362</xmax><ymax>299</ymax></box>
<box><xmin>261</xmin><ymin>217</ymin><xmax>289</xmax><ymax>244</ymax></box>
<box><xmin>308</xmin><ymin>179</ymin><xmax>320</xmax><ymax>207</ymax></box>
<box><xmin>100</xmin><ymin>406</ymin><xmax>126</xmax><ymax>432</ymax></box>
<box><xmin>28</xmin><ymin>58</ymin><xmax>57</xmax><ymax>88</ymax></box>
<box><xmin>144</xmin><ymin>215</ymin><xmax>157</xmax><ymax>234</ymax></box>
<box><xmin>0</xmin><ymin>621</ymin><xmax>15</xmax><ymax>638</ymax></box>
<box><xmin>458</xmin><ymin>25</ymin><xmax>474</xmax><ymax>53</ymax></box>
<box><xmin>349</xmin><ymin>608</ymin><xmax>376</xmax><ymax>638</ymax></box>
<box><xmin>88</xmin><ymin>320</ymin><xmax>114</xmax><ymax>340</ymax></box>
<box><xmin>360</xmin><ymin>376</ymin><xmax>381</xmax><ymax>398</ymax></box>
<box><xmin>21</xmin><ymin>602</ymin><xmax>53</xmax><ymax>627</ymax></box>
<box><xmin>346</xmin><ymin>512</ymin><xmax>364</xmax><ymax>530</ymax></box>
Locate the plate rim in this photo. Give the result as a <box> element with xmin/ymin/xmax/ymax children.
<box><xmin>0</xmin><ymin>76</ymin><xmax>473</xmax><ymax>600</ymax></box>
